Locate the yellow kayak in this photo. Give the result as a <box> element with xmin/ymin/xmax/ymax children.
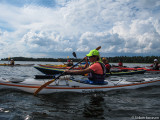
<box><xmin>0</xmin><ymin>63</ymin><xmax>34</xmax><ymax>66</ymax></box>
<box><xmin>0</xmin><ymin>63</ymin><xmax>10</xmax><ymax>66</ymax></box>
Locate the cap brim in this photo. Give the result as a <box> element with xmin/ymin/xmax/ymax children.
<box><xmin>86</xmin><ymin>53</ymin><xmax>92</xmax><ymax>57</ymax></box>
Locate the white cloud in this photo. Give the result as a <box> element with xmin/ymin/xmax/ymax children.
<box><xmin>0</xmin><ymin>0</ymin><xmax>160</xmax><ymax>58</ymax></box>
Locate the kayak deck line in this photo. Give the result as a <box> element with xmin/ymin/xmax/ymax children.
<box><xmin>0</xmin><ymin>79</ymin><xmax>160</xmax><ymax>89</ymax></box>
<box><xmin>39</xmin><ymin>64</ymin><xmax>82</xmax><ymax>70</ymax></box>
<box><xmin>42</xmin><ymin>79</ymin><xmax>160</xmax><ymax>89</ymax></box>
<box><xmin>0</xmin><ymin>82</ymin><xmax>40</xmax><ymax>88</ymax></box>
<box><xmin>34</xmin><ymin>66</ymin><xmax>65</xmax><ymax>71</ymax></box>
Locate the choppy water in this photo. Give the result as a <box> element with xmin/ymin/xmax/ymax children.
<box><xmin>0</xmin><ymin>61</ymin><xmax>160</xmax><ymax>120</ymax></box>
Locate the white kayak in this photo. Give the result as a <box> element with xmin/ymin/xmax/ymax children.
<box><xmin>0</xmin><ymin>76</ymin><xmax>160</xmax><ymax>94</ymax></box>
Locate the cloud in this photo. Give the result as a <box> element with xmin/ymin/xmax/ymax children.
<box><xmin>78</xmin><ymin>31</ymin><xmax>124</xmax><ymax>53</ymax></box>
<box><xmin>0</xmin><ymin>0</ymin><xmax>160</xmax><ymax>58</ymax></box>
<box><xmin>111</xmin><ymin>17</ymin><xmax>160</xmax><ymax>54</ymax></box>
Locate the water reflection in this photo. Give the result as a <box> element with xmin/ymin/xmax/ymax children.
<box><xmin>83</xmin><ymin>94</ymin><xmax>105</xmax><ymax>119</ymax></box>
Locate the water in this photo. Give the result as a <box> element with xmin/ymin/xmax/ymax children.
<box><xmin>0</xmin><ymin>61</ymin><xmax>160</xmax><ymax>120</ymax></box>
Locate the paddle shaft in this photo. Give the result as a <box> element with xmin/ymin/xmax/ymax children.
<box><xmin>34</xmin><ymin>58</ymin><xmax>85</xmax><ymax>95</ymax></box>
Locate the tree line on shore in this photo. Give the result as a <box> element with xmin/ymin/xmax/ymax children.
<box><xmin>1</xmin><ymin>56</ymin><xmax>160</xmax><ymax>63</ymax></box>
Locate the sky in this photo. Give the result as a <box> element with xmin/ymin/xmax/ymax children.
<box><xmin>0</xmin><ymin>0</ymin><xmax>160</xmax><ymax>59</ymax></box>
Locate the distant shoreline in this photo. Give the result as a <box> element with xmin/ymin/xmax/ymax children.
<box><xmin>1</xmin><ymin>56</ymin><xmax>159</xmax><ymax>63</ymax></box>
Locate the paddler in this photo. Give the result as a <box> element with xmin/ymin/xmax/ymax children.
<box><xmin>65</xmin><ymin>49</ymin><xmax>106</xmax><ymax>84</ymax></box>
<box><xmin>102</xmin><ymin>57</ymin><xmax>111</xmax><ymax>73</ymax></box>
<box><xmin>64</xmin><ymin>59</ymin><xmax>73</xmax><ymax>67</ymax></box>
<box><xmin>10</xmin><ymin>59</ymin><xmax>15</xmax><ymax>65</ymax></box>
<box><xmin>150</xmin><ymin>59</ymin><xmax>159</xmax><ymax>70</ymax></box>
<box><xmin>118</xmin><ymin>60</ymin><xmax>123</xmax><ymax>67</ymax></box>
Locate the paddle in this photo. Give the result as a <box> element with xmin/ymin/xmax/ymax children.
<box><xmin>72</xmin><ymin>52</ymin><xmax>77</xmax><ymax>58</ymax></box>
<box><xmin>34</xmin><ymin>46</ymin><xmax>101</xmax><ymax>95</ymax></box>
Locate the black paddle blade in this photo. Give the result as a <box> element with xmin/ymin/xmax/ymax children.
<box><xmin>72</xmin><ymin>52</ymin><xmax>77</xmax><ymax>58</ymax></box>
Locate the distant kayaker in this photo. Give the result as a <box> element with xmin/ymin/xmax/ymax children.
<box><xmin>150</xmin><ymin>59</ymin><xmax>159</xmax><ymax>70</ymax></box>
<box><xmin>118</xmin><ymin>60</ymin><xmax>123</xmax><ymax>67</ymax></box>
<box><xmin>10</xmin><ymin>59</ymin><xmax>15</xmax><ymax>65</ymax></box>
<box><xmin>102</xmin><ymin>57</ymin><xmax>111</xmax><ymax>73</ymax></box>
<box><xmin>65</xmin><ymin>59</ymin><xmax>73</xmax><ymax>67</ymax></box>
<box><xmin>65</xmin><ymin>49</ymin><xmax>106</xmax><ymax>84</ymax></box>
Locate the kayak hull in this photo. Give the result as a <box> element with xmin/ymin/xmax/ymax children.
<box><xmin>0</xmin><ymin>77</ymin><xmax>159</xmax><ymax>94</ymax></box>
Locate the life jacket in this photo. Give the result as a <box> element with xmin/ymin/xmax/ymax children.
<box><xmin>10</xmin><ymin>61</ymin><xmax>14</xmax><ymax>65</ymax></box>
<box><xmin>105</xmin><ymin>63</ymin><xmax>111</xmax><ymax>73</ymax></box>
<box><xmin>153</xmin><ymin>63</ymin><xmax>159</xmax><ymax>70</ymax></box>
<box><xmin>88</xmin><ymin>62</ymin><xmax>106</xmax><ymax>84</ymax></box>
<box><xmin>118</xmin><ymin>62</ymin><xmax>123</xmax><ymax>66</ymax></box>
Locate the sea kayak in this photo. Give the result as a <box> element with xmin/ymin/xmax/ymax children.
<box><xmin>112</xmin><ymin>66</ymin><xmax>160</xmax><ymax>72</ymax></box>
<box><xmin>38</xmin><ymin>64</ymin><xmax>84</xmax><ymax>70</ymax></box>
<box><xmin>34</xmin><ymin>66</ymin><xmax>146</xmax><ymax>76</ymax></box>
<box><xmin>0</xmin><ymin>77</ymin><xmax>159</xmax><ymax>94</ymax></box>
<box><xmin>0</xmin><ymin>63</ymin><xmax>34</xmax><ymax>66</ymax></box>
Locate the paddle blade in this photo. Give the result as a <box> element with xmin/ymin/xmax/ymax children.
<box><xmin>96</xmin><ymin>46</ymin><xmax>101</xmax><ymax>50</ymax></box>
<box><xmin>34</xmin><ymin>79</ymin><xmax>55</xmax><ymax>96</ymax></box>
<box><xmin>72</xmin><ymin>52</ymin><xmax>77</xmax><ymax>58</ymax></box>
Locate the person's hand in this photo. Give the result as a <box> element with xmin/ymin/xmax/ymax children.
<box><xmin>64</xmin><ymin>70</ymin><xmax>69</xmax><ymax>73</ymax></box>
<box><xmin>64</xmin><ymin>70</ymin><xmax>72</xmax><ymax>74</ymax></box>
<box><xmin>84</xmin><ymin>56</ymin><xmax>88</xmax><ymax>62</ymax></box>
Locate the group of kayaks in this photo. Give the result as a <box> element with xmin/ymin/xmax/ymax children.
<box><xmin>0</xmin><ymin>63</ymin><xmax>159</xmax><ymax>95</ymax></box>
